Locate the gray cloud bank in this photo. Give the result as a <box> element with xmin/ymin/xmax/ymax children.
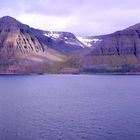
<box><xmin>0</xmin><ymin>0</ymin><xmax>140</xmax><ymax>36</ymax></box>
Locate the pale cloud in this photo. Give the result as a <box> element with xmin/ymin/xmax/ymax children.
<box><xmin>0</xmin><ymin>0</ymin><xmax>140</xmax><ymax>36</ymax></box>
<box><xmin>17</xmin><ymin>14</ymin><xmax>68</xmax><ymax>31</ymax></box>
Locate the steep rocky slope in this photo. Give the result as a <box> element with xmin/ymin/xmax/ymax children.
<box><xmin>76</xmin><ymin>25</ymin><xmax>140</xmax><ymax>73</ymax></box>
<box><xmin>0</xmin><ymin>16</ymin><xmax>66</xmax><ymax>73</ymax></box>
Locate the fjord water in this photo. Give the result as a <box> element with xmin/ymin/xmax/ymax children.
<box><xmin>0</xmin><ymin>75</ymin><xmax>140</xmax><ymax>140</ymax></box>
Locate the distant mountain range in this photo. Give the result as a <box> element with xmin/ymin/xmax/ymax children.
<box><xmin>0</xmin><ymin>16</ymin><xmax>140</xmax><ymax>74</ymax></box>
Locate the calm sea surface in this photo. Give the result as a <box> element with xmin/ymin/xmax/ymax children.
<box><xmin>0</xmin><ymin>74</ymin><xmax>140</xmax><ymax>140</ymax></box>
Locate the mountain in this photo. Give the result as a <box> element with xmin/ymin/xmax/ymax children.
<box><xmin>0</xmin><ymin>16</ymin><xmax>140</xmax><ymax>74</ymax></box>
<box><xmin>0</xmin><ymin>16</ymin><xmax>67</xmax><ymax>73</ymax></box>
<box><xmin>42</xmin><ymin>31</ymin><xmax>86</xmax><ymax>51</ymax></box>
<box><xmin>30</xmin><ymin>29</ymin><xmax>87</xmax><ymax>52</ymax></box>
<box><xmin>77</xmin><ymin>24</ymin><xmax>140</xmax><ymax>73</ymax></box>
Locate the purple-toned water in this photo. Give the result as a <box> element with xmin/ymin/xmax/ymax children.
<box><xmin>0</xmin><ymin>75</ymin><xmax>140</xmax><ymax>140</ymax></box>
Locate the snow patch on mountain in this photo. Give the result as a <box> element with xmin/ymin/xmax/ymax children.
<box><xmin>77</xmin><ymin>37</ymin><xmax>102</xmax><ymax>47</ymax></box>
<box><xmin>44</xmin><ymin>32</ymin><xmax>60</xmax><ymax>38</ymax></box>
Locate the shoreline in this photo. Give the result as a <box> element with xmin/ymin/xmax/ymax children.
<box><xmin>0</xmin><ymin>72</ymin><xmax>140</xmax><ymax>76</ymax></box>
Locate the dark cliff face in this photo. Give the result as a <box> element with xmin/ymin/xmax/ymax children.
<box><xmin>0</xmin><ymin>16</ymin><xmax>44</xmax><ymax>59</ymax></box>
<box><xmin>90</xmin><ymin>25</ymin><xmax>140</xmax><ymax>56</ymax></box>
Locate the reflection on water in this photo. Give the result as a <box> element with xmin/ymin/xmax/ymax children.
<box><xmin>0</xmin><ymin>75</ymin><xmax>140</xmax><ymax>140</ymax></box>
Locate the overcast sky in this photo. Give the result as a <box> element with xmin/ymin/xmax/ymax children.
<box><xmin>0</xmin><ymin>0</ymin><xmax>140</xmax><ymax>36</ymax></box>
